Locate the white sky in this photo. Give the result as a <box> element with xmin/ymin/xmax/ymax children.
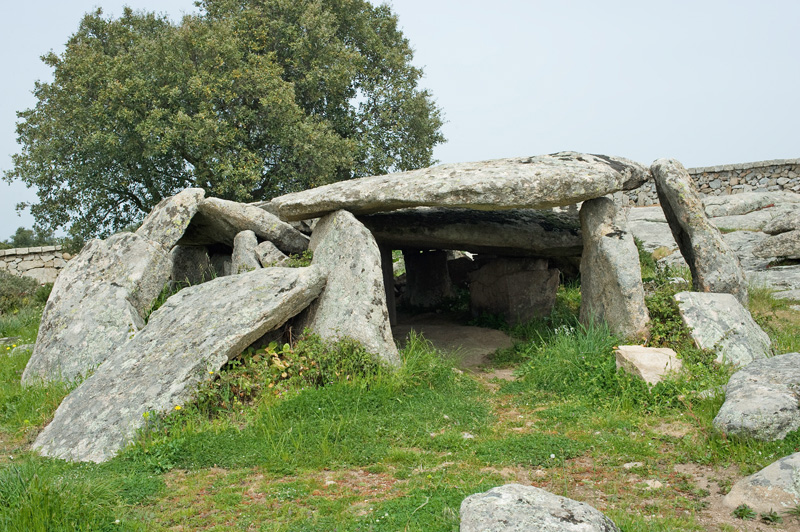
<box><xmin>2</xmin><ymin>0</ymin><xmax>798</xmax><ymax>239</ymax></box>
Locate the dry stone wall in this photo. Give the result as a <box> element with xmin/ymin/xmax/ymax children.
<box><xmin>625</xmin><ymin>158</ymin><xmax>800</xmax><ymax>206</ymax></box>
<box><xmin>0</xmin><ymin>245</ymin><xmax>68</xmax><ymax>284</ymax></box>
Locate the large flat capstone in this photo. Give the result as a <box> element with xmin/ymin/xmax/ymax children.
<box><xmin>22</xmin><ymin>233</ymin><xmax>172</xmax><ymax>384</ymax></box>
<box><xmin>271</xmin><ymin>152</ymin><xmax>649</xmax><ymax>221</ymax></box>
<box><xmin>32</xmin><ymin>266</ymin><xmax>326</xmax><ymax>463</ymax></box>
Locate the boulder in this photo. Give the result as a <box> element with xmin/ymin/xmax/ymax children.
<box><xmin>272</xmin><ymin>152</ymin><xmax>649</xmax><ymax>221</ymax></box>
<box><xmin>297</xmin><ymin>210</ymin><xmax>400</xmax><ymax>366</ymax></box>
<box><xmin>469</xmin><ymin>258</ymin><xmax>559</xmax><ymax>326</ymax></box>
<box><xmin>22</xmin><ymin>233</ymin><xmax>172</xmax><ymax>384</ymax></box>
<box><xmin>359</xmin><ymin>207</ymin><xmax>582</xmax><ymax>257</ymax></box>
<box><xmin>579</xmin><ymin>197</ymin><xmax>650</xmax><ymax>340</ymax></box>
<box><xmin>231</xmin><ymin>230</ymin><xmax>261</xmax><ymax>274</ymax></box>
<box><xmin>256</xmin><ymin>241</ymin><xmax>289</xmax><ymax>267</ymax></box>
<box><xmin>754</xmin><ymin>229</ymin><xmax>800</xmax><ymax>259</ymax></box>
<box><xmin>713</xmin><ymin>353</ymin><xmax>800</xmax><ymax>441</ymax></box>
<box><xmin>723</xmin><ymin>452</ymin><xmax>800</xmax><ymax>513</ymax></box>
<box><xmin>135</xmin><ymin>188</ymin><xmax>205</xmax><ymax>250</ymax></box>
<box><xmin>674</xmin><ymin>291</ymin><xmax>771</xmax><ymax>367</ymax></box>
<box><xmin>179</xmin><ymin>197</ymin><xmax>309</xmax><ymax>254</ymax></box>
<box><xmin>460</xmin><ymin>484</ymin><xmax>620</xmax><ymax>532</ymax></box>
<box><xmin>403</xmin><ymin>250</ymin><xmax>453</xmax><ymax>308</ymax></box>
<box><xmin>614</xmin><ymin>346</ymin><xmax>682</xmax><ymax>386</ymax></box>
<box><xmin>170</xmin><ymin>245</ymin><xmax>215</xmax><ymax>286</ymax></box>
<box><xmin>651</xmin><ymin>159</ymin><xmax>749</xmax><ymax>305</ymax></box>
<box><xmin>763</xmin><ymin>210</ymin><xmax>800</xmax><ymax>235</ymax></box>
<box><xmin>32</xmin><ymin>266</ymin><xmax>326</xmax><ymax>463</ymax></box>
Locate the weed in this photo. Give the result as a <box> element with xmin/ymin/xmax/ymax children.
<box><xmin>732</xmin><ymin>503</ymin><xmax>756</xmax><ymax>520</ymax></box>
<box><xmin>760</xmin><ymin>509</ymin><xmax>783</xmax><ymax>524</ymax></box>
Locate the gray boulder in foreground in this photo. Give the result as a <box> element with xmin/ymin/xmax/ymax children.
<box><xmin>460</xmin><ymin>484</ymin><xmax>620</xmax><ymax>532</ymax></box>
<box><xmin>713</xmin><ymin>353</ymin><xmax>800</xmax><ymax>441</ymax></box>
<box><xmin>179</xmin><ymin>197</ymin><xmax>309</xmax><ymax>254</ymax></box>
<box><xmin>272</xmin><ymin>152</ymin><xmax>649</xmax><ymax>221</ymax></box>
<box><xmin>297</xmin><ymin>210</ymin><xmax>400</xmax><ymax>366</ymax></box>
<box><xmin>33</xmin><ymin>266</ymin><xmax>326</xmax><ymax>463</ymax></box>
<box><xmin>674</xmin><ymin>291</ymin><xmax>771</xmax><ymax>367</ymax></box>
<box><xmin>135</xmin><ymin>188</ymin><xmax>205</xmax><ymax>250</ymax></box>
<box><xmin>652</xmin><ymin>159</ymin><xmax>749</xmax><ymax>305</ymax></box>
<box><xmin>579</xmin><ymin>197</ymin><xmax>649</xmax><ymax>340</ymax></box>
<box><xmin>22</xmin><ymin>233</ymin><xmax>172</xmax><ymax>385</ymax></box>
<box><xmin>754</xmin><ymin>229</ymin><xmax>800</xmax><ymax>259</ymax></box>
<box><xmin>723</xmin><ymin>452</ymin><xmax>800</xmax><ymax>513</ymax></box>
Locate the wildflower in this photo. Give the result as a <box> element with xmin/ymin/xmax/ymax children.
<box><xmin>208</xmin><ymin>370</ymin><xmax>214</xmax><ymax>375</ymax></box>
<box><xmin>174</xmin><ymin>405</ymin><xmax>182</xmax><ymax>411</ymax></box>
<box><xmin>550</xmin><ymin>454</ymin><xmax>555</xmax><ymax>459</ymax></box>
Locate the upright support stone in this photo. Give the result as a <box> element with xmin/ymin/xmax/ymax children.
<box><xmin>231</xmin><ymin>230</ymin><xmax>261</xmax><ymax>274</ymax></box>
<box><xmin>403</xmin><ymin>249</ymin><xmax>453</xmax><ymax>309</ymax></box>
<box><xmin>579</xmin><ymin>197</ymin><xmax>650</xmax><ymax>340</ymax></box>
<box><xmin>651</xmin><ymin>158</ymin><xmax>748</xmax><ymax>305</ymax></box>
<box><xmin>379</xmin><ymin>245</ymin><xmax>397</xmax><ymax>326</ymax></box>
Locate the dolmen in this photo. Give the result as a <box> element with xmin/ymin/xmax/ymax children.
<box><xmin>24</xmin><ymin>151</ymin><xmax>754</xmax><ymax>462</ymax></box>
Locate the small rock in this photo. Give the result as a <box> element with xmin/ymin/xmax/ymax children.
<box><xmin>623</xmin><ymin>462</ymin><xmax>643</xmax><ymax>469</ymax></box>
<box><xmin>614</xmin><ymin>346</ymin><xmax>682</xmax><ymax>386</ymax></box>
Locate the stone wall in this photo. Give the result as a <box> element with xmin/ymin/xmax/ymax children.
<box><xmin>624</xmin><ymin>158</ymin><xmax>800</xmax><ymax>206</ymax></box>
<box><xmin>0</xmin><ymin>245</ymin><xmax>69</xmax><ymax>284</ymax></box>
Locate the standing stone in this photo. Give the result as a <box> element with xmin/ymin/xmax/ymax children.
<box><xmin>272</xmin><ymin>152</ymin><xmax>649</xmax><ymax>221</ymax></box>
<box><xmin>256</xmin><ymin>241</ymin><xmax>289</xmax><ymax>267</ymax></box>
<box><xmin>403</xmin><ymin>250</ymin><xmax>453</xmax><ymax>308</ymax></box>
<box><xmin>468</xmin><ymin>258</ymin><xmax>559</xmax><ymax>326</ymax></box>
<box><xmin>579</xmin><ymin>197</ymin><xmax>650</xmax><ymax>339</ymax></box>
<box><xmin>32</xmin><ymin>266</ymin><xmax>326</xmax><ymax>463</ymax></box>
<box><xmin>723</xmin><ymin>452</ymin><xmax>800</xmax><ymax>513</ymax></box>
<box><xmin>297</xmin><ymin>210</ymin><xmax>400</xmax><ymax>366</ymax></box>
<box><xmin>713</xmin><ymin>353</ymin><xmax>800</xmax><ymax>441</ymax></box>
<box><xmin>179</xmin><ymin>197</ymin><xmax>309</xmax><ymax>254</ymax></box>
<box><xmin>674</xmin><ymin>291</ymin><xmax>771</xmax><ymax>367</ymax></box>
<box><xmin>651</xmin><ymin>159</ymin><xmax>748</xmax><ymax>305</ymax></box>
<box><xmin>136</xmin><ymin>188</ymin><xmax>205</xmax><ymax>250</ymax></box>
<box><xmin>22</xmin><ymin>233</ymin><xmax>172</xmax><ymax>384</ymax></box>
<box><xmin>170</xmin><ymin>245</ymin><xmax>215</xmax><ymax>286</ymax></box>
<box><xmin>460</xmin><ymin>484</ymin><xmax>620</xmax><ymax>532</ymax></box>
<box><xmin>231</xmin><ymin>230</ymin><xmax>261</xmax><ymax>274</ymax></box>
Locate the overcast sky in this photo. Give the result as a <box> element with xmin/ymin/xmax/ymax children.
<box><xmin>2</xmin><ymin>0</ymin><xmax>798</xmax><ymax>239</ymax></box>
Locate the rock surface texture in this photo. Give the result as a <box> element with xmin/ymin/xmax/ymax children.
<box><xmin>651</xmin><ymin>158</ymin><xmax>749</xmax><ymax>305</ymax></box>
<box><xmin>296</xmin><ymin>210</ymin><xmax>400</xmax><ymax>366</ymax></box>
<box><xmin>272</xmin><ymin>152</ymin><xmax>649</xmax><ymax>221</ymax></box>
<box><xmin>460</xmin><ymin>484</ymin><xmax>620</xmax><ymax>532</ymax></box>
<box><xmin>135</xmin><ymin>188</ymin><xmax>205</xmax><ymax>250</ymax></box>
<box><xmin>33</xmin><ymin>267</ymin><xmax>326</xmax><ymax>463</ymax></box>
<box><xmin>674</xmin><ymin>291</ymin><xmax>771</xmax><ymax>367</ymax></box>
<box><xmin>754</xmin><ymin>229</ymin><xmax>800</xmax><ymax>259</ymax></box>
<box><xmin>614</xmin><ymin>346</ymin><xmax>682</xmax><ymax>386</ymax></box>
<box><xmin>231</xmin><ymin>230</ymin><xmax>261</xmax><ymax>274</ymax></box>
<box><xmin>713</xmin><ymin>353</ymin><xmax>800</xmax><ymax>441</ymax></box>
<box><xmin>763</xmin><ymin>210</ymin><xmax>800</xmax><ymax>235</ymax></box>
<box><xmin>256</xmin><ymin>241</ymin><xmax>289</xmax><ymax>267</ymax></box>
<box><xmin>22</xmin><ymin>232</ymin><xmax>172</xmax><ymax>384</ymax></box>
<box><xmin>723</xmin><ymin>452</ymin><xmax>800</xmax><ymax>513</ymax></box>
<box><xmin>579</xmin><ymin>197</ymin><xmax>649</xmax><ymax>339</ymax></box>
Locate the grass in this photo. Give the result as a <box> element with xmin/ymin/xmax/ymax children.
<box><xmin>1</xmin><ymin>251</ymin><xmax>800</xmax><ymax>531</ymax></box>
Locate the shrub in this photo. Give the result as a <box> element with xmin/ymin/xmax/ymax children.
<box><xmin>0</xmin><ymin>271</ymin><xmax>39</xmax><ymax>314</ymax></box>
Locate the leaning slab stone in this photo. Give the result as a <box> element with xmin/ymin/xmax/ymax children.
<box><xmin>579</xmin><ymin>197</ymin><xmax>650</xmax><ymax>340</ymax></box>
<box><xmin>272</xmin><ymin>152</ymin><xmax>649</xmax><ymax>221</ymax></box>
<box><xmin>359</xmin><ymin>207</ymin><xmax>582</xmax><ymax>257</ymax></box>
<box><xmin>468</xmin><ymin>258</ymin><xmax>559</xmax><ymax>326</ymax></box>
<box><xmin>754</xmin><ymin>229</ymin><xmax>800</xmax><ymax>259</ymax></box>
<box><xmin>256</xmin><ymin>241</ymin><xmax>289</xmax><ymax>267</ymax></box>
<box><xmin>297</xmin><ymin>210</ymin><xmax>400</xmax><ymax>366</ymax></box>
<box><xmin>615</xmin><ymin>346</ymin><xmax>682</xmax><ymax>386</ymax></box>
<box><xmin>460</xmin><ymin>484</ymin><xmax>620</xmax><ymax>532</ymax></box>
<box><xmin>135</xmin><ymin>188</ymin><xmax>205</xmax><ymax>250</ymax></box>
<box><xmin>763</xmin><ymin>210</ymin><xmax>800</xmax><ymax>235</ymax></box>
<box><xmin>22</xmin><ymin>233</ymin><xmax>172</xmax><ymax>384</ymax></box>
<box><xmin>179</xmin><ymin>197</ymin><xmax>309</xmax><ymax>254</ymax></box>
<box><xmin>32</xmin><ymin>266</ymin><xmax>326</xmax><ymax>463</ymax></box>
<box><xmin>713</xmin><ymin>353</ymin><xmax>800</xmax><ymax>441</ymax></box>
<box><xmin>652</xmin><ymin>159</ymin><xmax>749</xmax><ymax>305</ymax></box>
<box><xmin>723</xmin><ymin>452</ymin><xmax>800</xmax><ymax>513</ymax></box>
<box><xmin>674</xmin><ymin>291</ymin><xmax>771</xmax><ymax>367</ymax></box>
<box><xmin>231</xmin><ymin>230</ymin><xmax>261</xmax><ymax>274</ymax></box>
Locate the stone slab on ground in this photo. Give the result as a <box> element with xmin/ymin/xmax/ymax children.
<box><xmin>32</xmin><ymin>266</ymin><xmax>326</xmax><ymax>463</ymax></box>
<box><xmin>297</xmin><ymin>210</ymin><xmax>400</xmax><ymax>366</ymax></box>
<box><xmin>674</xmin><ymin>291</ymin><xmax>771</xmax><ymax>367</ymax></box>
<box><xmin>22</xmin><ymin>233</ymin><xmax>172</xmax><ymax>385</ymax></box>
<box><xmin>460</xmin><ymin>483</ymin><xmax>620</xmax><ymax>532</ymax></box>
<box><xmin>713</xmin><ymin>353</ymin><xmax>800</xmax><ymax>441</ymax></box>
<box><xmin>272</xmin><ymin>152</ymin><xmax>649</xmax><ymax>221</ymax></box>
<box><xmin>723</xmin><ymin>452</ymin><xmax>800</xmax><ymax>513</ymax></box>
<box><xmin>754</xmin><ymin>229</ymin><xmax>800</xmax><ymax>259</ymax></box>
<box><xmin>764</xmin><ymin>210</ymin><xmax>800</xmax><ymax>235</ymax></box>
<box><xmin>615</xmin><ymin>346</ymin><xmax>682</xmax><ymax>386</ymax></box>
<box><xmin>702</xmin><ymin>191</ymin><xmax>800</xmax><ymax>218</ymax></box>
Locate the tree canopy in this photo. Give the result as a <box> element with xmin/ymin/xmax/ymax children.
<box><xmin>6</xmin><ymin>0</ymin><xmax>444</xmax><ymax>240</ymax></box>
